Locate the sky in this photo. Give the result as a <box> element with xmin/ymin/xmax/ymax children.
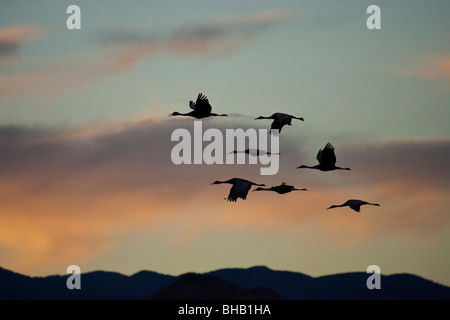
<box><xmin>0</xmin><ymin>0</ymin><xmax>449</xmax><ymax>288</ymax></box>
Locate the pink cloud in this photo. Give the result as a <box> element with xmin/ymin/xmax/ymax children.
<box><xmin>396</xmin><ymin>54</ymin><xmax>450</xmax><ymax>90</ymax></box>
<box><xmin>99</xmin><ymin>8</ymin><xmax>300</xmax><ymax>69</ymax></box>
<box><xmin>0</xmin><ymin>24</ymin><xmax>44</xmax><ymax>58</ymax></box>
<box><xmin>214</xmin><ymin>8</ymin><xmax>301</xmax><ymax>26</ymax></box>
<box><xmin>0</xmin><ymin>9</ymin><xmax>297</xmax><ymax>99</ymax></box>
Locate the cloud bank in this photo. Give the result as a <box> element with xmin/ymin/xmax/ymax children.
<box><xmin>394</xmin><ymin>54</ymin><xmax>450</xmax><ymax>91</ymax></box>
<box><xmin>97</xmin><ymin>8</ymin><xmax>300</xmax><ymax>69</ymax></box>
<box><xmin>0</xmin><ymin>25</ymin><xmax>44</xmax><ymax>58</ymax></box>
<box><xmin>0</xmin><ymin>9</ymin><xmax>299</xmax><ymax>99</ymax></box>
<box><xmin>0</xmin><ymin>118</ymin><xmax>449</xmax><ymax>273</ymax></box>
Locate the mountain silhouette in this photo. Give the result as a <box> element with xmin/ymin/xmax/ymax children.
<box><xmin>1</xmin><ymin>265</ymin><xmax>449</xmax><ymax>300</ymax></box>
<box><xmin>146</xmin><ymin>272</ymin><xmax>283</xmax><ymax>300</ymax></box>
<box><xmin>0</xmin><ymin>267</ymin><xmax>175</xmax><ymax>300</ymax></box>
<box><xmin>208</xmin><ymin>266</ymin><xmax>450</xmax><ymax>300</ymax></box>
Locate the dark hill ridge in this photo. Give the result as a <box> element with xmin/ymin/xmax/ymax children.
<box><xmin>1</xmin><ymin>265</ymin><xmax>449</xmax><ymax>300</ymax></box>
<box><xmin>208</xmin><ymin>266</ymin><xmax>450</xmax><ymax>300</ymax></box>
<box><xmin>146</xmin><ymin>272</ymin><xmax>283</xmax><ymax>300</ymax></box>
<box><xmin>0</xmin><ymin>267</ymin><xmax>175</xmax><ymax>300</ymax></box>
<box><xmin>206</xmin><ymin>266</ymin><xmax>314</xmax><ymax>299</ymax></box>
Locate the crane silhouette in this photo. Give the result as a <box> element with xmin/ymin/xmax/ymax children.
<box><xmin>211</xmin><ymin>178</ymin><xmax>265</xmax><ymax>202</ymax></box>
<box><xmin>170</xmin><ymin>93</ymin><xmax>227</xmax><ymax>118</ymax></box>
<box><xmin>296</xmin><ymin>142</ymin><xmax>350</xmax><ymax>171</ymax></box>
<box><xmin>327</xmin><ymin>199</ymin><xmax>380</xmax><ymax>212</ymax></box>
<box><xmin>253</xmin><ymin>182</ymin><xmax>307</xmax><ymax>194</ymax></box>
<box><xmin>255</xmin><ymin>112</ymin><xmax>304</xmax><ymax>134</ymax></box>
<box><xmin>229</xmin><ymin>149</ymin><xmax>280</xmax><ymax>156</ymax></box>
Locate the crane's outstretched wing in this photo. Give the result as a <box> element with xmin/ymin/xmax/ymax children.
<box><xmin>319</xmin><ymin>142</ymin><xmax>337</xmax><ymax>167</ymax></box>
<box><xmin>189</xmin><ymin>100</ymin><xmax>196</xmax><ymax>110</ymax></box>
<box><xmin>276</xmin><ymin>113</ymin><xmax>293</xmax><ymax>125</ymax></box>
<box><xmin>227</xmin><ymin>184</ymin><xmax>238</xmax><ymax>202</ymax></box>
<box><xmin>193</xmin><ymin>93</ymin><xmax>212</xmax><ymax>115</ymax></box>
<box><xmin>235</xmin><ymin>181</ymin><xmax>251</xmax><ymax>200</ymax></box>
<box><xmin>316</xmin><ymin>149</ymin><xmax>322</xmax><ymax>164</ymax></box>
<box><xmin>271</xmin><ymin>118</ymin><xmax>283</xmax><ymax>132</ymax></box>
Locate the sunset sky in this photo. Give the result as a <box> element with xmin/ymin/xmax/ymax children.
<box><xmin>1</xmin><ymin>1</ymin><xmax>449</xmax><ymax>287</ymax></box>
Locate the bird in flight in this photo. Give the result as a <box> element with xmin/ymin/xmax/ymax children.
<box><xmin>327</xmin><ymin>199</ymin><xmax>380</xmax><ymax>212</ymax></box>
<box><xmin>229</xmin><ymin>149</ymin><xmax>280</xmax><ymax>156</ymax></box>
<box><xmin>255</xmin><ymin>112</ymin><xmax>304</xmax><ymax>134</ymax></box>
<box><xmin>253</xmin><ymin>182</ymin><xmax>307</xmax><ymax>194</ymax></box>
<box><xmin>296</xmin><ymin>142</ymin><xmax>350</xmax><ymax>171</ymax></box>
<box><xmin>170</xmin><ymin>93</ymin><xmax>227</xmax><ymax>118</ymax></box>
<box><xmin>211</xmin><ymin>178</ymin><xmax>265</xmax><ymax>202</ymax></box>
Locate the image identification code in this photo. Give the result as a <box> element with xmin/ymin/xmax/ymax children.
<box><xmin>178</xmin><ymin>304</ymin><xmax>271</xmax><ymax>317</ymax></box>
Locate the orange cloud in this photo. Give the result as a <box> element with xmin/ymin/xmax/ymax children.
<box><xmin>0</xmin><ymin>188</ymin><xmax>179</xmax><ymax>274</ymax></box>
<box><xmin>396</xmin><ymin>54</ymin><xmax>450</xmax><ymax>90</ymax></box>
<box><xmin>0</xmin><ymin>53</ymin><xmax>113</xmax><ymax>98</ymax></box>
<box><xmin>0</xmin><ymin>24</ymin><xmax>44</xmax><ymax>64</ymax></box>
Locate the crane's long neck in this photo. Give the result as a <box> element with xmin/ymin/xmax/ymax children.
<box><xmin>334</xmin><ymin>166</ymin><xmax>351</xmax><ymax>171</ymax></box>
<box><xmin>170</xmin><ymin>111</ymin><xmax>191</xmax><ymax>117</ymax></box>
<box><xmin>210</xmin><ymin>113</ymin><xmax>227</xmax><ymax>117</ymax></box>
<box><xmin>297</xmin><ymin>165</ymin><xmax>320</xmax><ymax>170</ymax></box>
<box><xmin>327</xmin><ymin>203</ymin><xmax>347</xmax><ymax>210</ymax></box>
<box><xmin>217</xmin><ymin>180</ymin><xmax>233</xmax><ymax>184</ymax></box>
